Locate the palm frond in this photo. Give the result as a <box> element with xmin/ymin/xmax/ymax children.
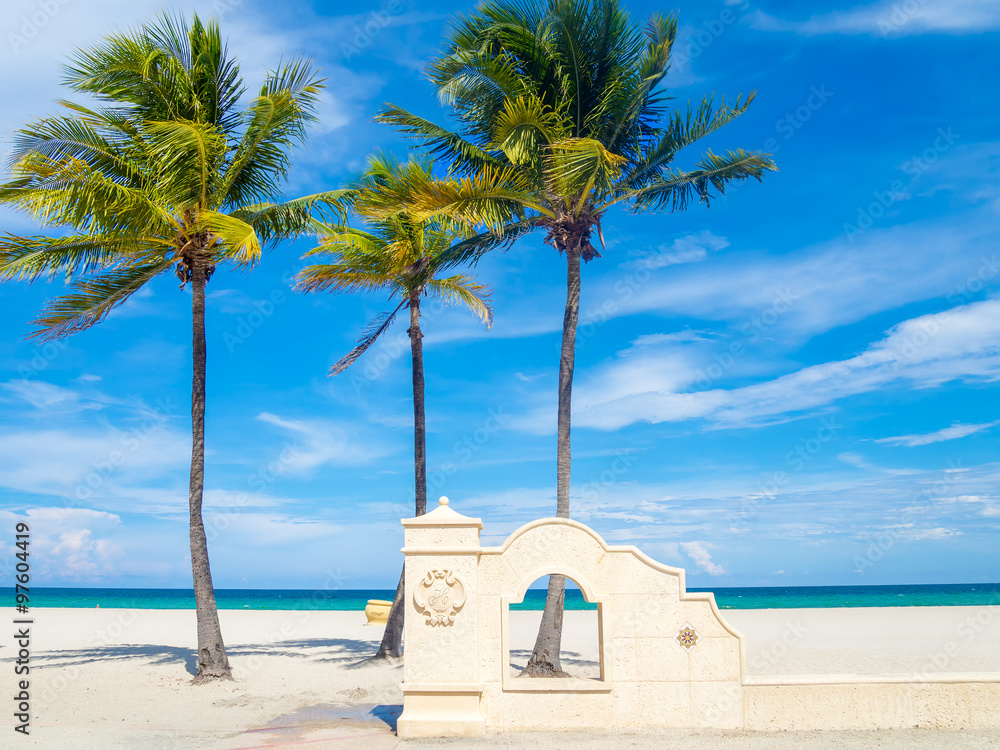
<box><xmin>144</xmin><ymin>119</ymin><xmax>226</xmax><ymax>207</ymax></box>
<box><xmin>0</xmin><ymin>233</ymin><xmax>156</xmax><ymax>281</ymax></box>
<box><xmin>305</xmin><ymin>223</ymin><xmax>388</xmax><ymax>259</ymax></box>
<box><xmin>492</xmin><ymin>95</ymin><xmax>567</xmax><ymax>165</ymax></box>
<box><xmin>221</xmin><ymin>58</ymin><xmax>325</xmax><ymax>205</ymax></box>
<box><xmin>624</xmin><ymin>93</ymin><xmax>757</xmax><ymax>188</ymax></box>
<box><xmin>426</xmin><ymin>274</ymin><xmax>493</xmax><ymax>325</ymax></box>
<box><xmin>198</xmin><ymin>211</ymin><xmax>261</xmax><ymax>266</ymax></box>
<box><xmin>232</xmin><ymin>191</ymin><xmax>352</xmax><ymax>244</ymax></box>
<box><xmin>544</xmin><ymin>137</ymin><xmax>628</xmax><ymax>206</ymax></box>
<box><xmin>377</xmin><ymin>105</ymin><xmax>503</xmax><ymax>175</ymax></box>
<box><xmin>624</xmin><ymin>149</ymin><xmax>777</xmax><ymax>212</ymax></box>
<box><xmin>294</xmin><ymin>261</ymin><xmax>395</xmax><ymax>296</ymax></box>
<box><xmin>328</xmin><ymin>301</ymin><xmax>407</xmax><ymax>375</ymax></box>
<box><xmin>2</xmin><ymin>152</ymin><xmax>178</xmax><ymax>235</ymax></box>
<box><xmin>404</xmin><ymin>167</ymin><xmax>549</xmax><ymax>230</ymax></box>
<box><xmin>433</xmin><ymin>218</ymin><xmax>537</xmax><ymax>269</ymax></box>
<box><xmin>30</xmin><ymin>258</ymin><xmax>172</xmax><ymax>340</ymax></box>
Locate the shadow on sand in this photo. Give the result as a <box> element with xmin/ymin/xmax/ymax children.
<box><xmin>35</xmin><ymin>636</ymin><xmax>386</xmax><ymax>677</ymax></box>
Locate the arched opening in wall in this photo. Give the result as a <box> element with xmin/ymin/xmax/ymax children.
<box><xmin>507</xmin><ymin>575</ymin><xmax>600</xmax><ymax>680</ymax></box>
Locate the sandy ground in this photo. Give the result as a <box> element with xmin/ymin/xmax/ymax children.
<box><xmin>2</xmin><ymin>606</ymin><xmax>999</xmax><ymax>749</ymax></box>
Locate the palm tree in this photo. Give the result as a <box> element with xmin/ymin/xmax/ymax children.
<box><xmin>376</xmin><ymin>0</ymin><xmax>777</xmax><ymax>675</ymax></box>
<box><xmin>296</xmin><ymin>153</ymin><xmax>494</xmax><ymax>660</ymax></box>
<box><xmin>0</xmin><ymin>13</ymin><xmax>341</xmax><ymax>681</ymax></box>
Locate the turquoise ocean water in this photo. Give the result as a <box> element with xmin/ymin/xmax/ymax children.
<box><xmin>11</xmin><ymin>583</ymin><xmax>1000</xmax><ymax>610</ymax></box>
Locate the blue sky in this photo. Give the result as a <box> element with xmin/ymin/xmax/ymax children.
<box><xmin>1</xmin><ymin>0</ymin><xmax>999</xmax><ymax>591</ymax></box>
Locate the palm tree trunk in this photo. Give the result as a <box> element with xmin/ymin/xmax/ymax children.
<box><xmin>375</xmin><ymin>564</ymin><xmax>405</xmax><ymax>660</ymax></box>
<box><xmin>523</xmin><ymin>246</ymin><xmax>580</xmax><ymax>677</ymax></box>
<box><xmin>189</xmin><ymin>262</ymin><xmax>232</xmax><ymax>682</ymax></box>
<box><xmin>374</xmin><ymin>294</ymin><xmax>427</xmax><ymax>660</ymax></box>
<box><xmin>409</xmin><ymin>294</ymin><xmax>428</xmax><ymax>517</ymax></box>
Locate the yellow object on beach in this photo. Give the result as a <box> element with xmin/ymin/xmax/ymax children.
<box><xmin>364</xmin><ymin>599</ymin><xmax>392</xmax><ymax>626</ymax></box>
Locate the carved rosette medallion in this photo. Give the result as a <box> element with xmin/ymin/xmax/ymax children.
<box><xmin>414</xmin><ymin>569</ymin><xmax>467</xmax><ymax>626</ymax></box>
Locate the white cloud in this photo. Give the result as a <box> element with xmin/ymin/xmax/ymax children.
<box><xmin>625</xmin><ymin>231</ymin><xmax>730</xmax><ymax>270</ymax></box>
<box><xmin>560</xmin><ymin>295</ymin><xmax>1000</xmax><ymax>431</ymax></box>
<box><xmin>1</xmin><ymin>380</ymin><xmax>91</xmax><ymax>410</ymax></box>
<box><xmin>938</xmin><ymin>494</ymin><xmax>1000</xmax><ymax>518</ymax></box>
<box><xmin>749</xmin><ymin>0</ymin><xmax>1000</xmax><ymax>37</ymax></box>
<box><xmin>875</xmin><ymin>421</ymin><xmax>1000</xmax><ymax>447</ymax></box>
<box><xmin>680</xmin><ymin>541</ymin><xmax>727</xmax><ymax>576</ymax></box>
<box><xmin>602</xmin><ymin>218</ymin><xmax>1000</xmax><ymax>342</ymax></box>
<box><xmin>256</xmin><ymin>411</ymin><xmax>394</xmax><ymax>470</ymax></box>
<box><xmin>880</xmin><ymin>524</ymin><xmax>963</xmax><ymax>541</ymax></box>
<box><xmin>0</xmin><ymin>384</ymin><xmax>189</xmax><ymax>503</ymax></box>
<box><xmin>0</xmin><ymin>507</ymin><xmax>122</xmax><ymax>581</ymax></box>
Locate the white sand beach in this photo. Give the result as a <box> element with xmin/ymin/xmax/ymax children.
<box><xmin>5</xmin><ymin>606</ymin><xmax>1000</xmax><ymax>749</ymax></box>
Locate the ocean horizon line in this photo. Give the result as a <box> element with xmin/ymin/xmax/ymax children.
<box><xmin>11</xmin><ymin>582</ymin><xmax>1000</xmax><ymax>611</ymax></box>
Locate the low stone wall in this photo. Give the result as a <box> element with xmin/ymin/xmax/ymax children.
<box><xmin>395</xmin><ymin>498</ymin><xmax>1000</xmax><ymax>738</ymax></box>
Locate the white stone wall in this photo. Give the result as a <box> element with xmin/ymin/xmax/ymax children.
<box><xmin>396</xmin><ymin>499</ymin><xmax>1000</xmax><ymax>737</ymax></box>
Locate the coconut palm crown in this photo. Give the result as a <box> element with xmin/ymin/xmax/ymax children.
<box><xmin>0</xmin><ymin>13</ymin><xmax>343</xmax><ymax>681</ymax></box>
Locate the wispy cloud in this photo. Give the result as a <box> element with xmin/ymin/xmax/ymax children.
<box><xmin>749</xmin><ymin>0</ymin><xmax>1000</xmax><ymax>37</ymax></box>
<box><xmin>256</xmin><ymin>411</ymin><xmax>396</xmax><ymax>470</ymax></box>
<box><xmin>875</xmin><ymin>421</ymin><xmax>1000</xmax><ymax>447</ymax></box>
<box><xmin>602</xmin><ymin>217</ymin><xmax>1000</xmax><ymax>342</ymax></box>
<box><xmin>624</xmin><ymin>230</ymin><xmax>730</xmax><ymax>270</ymax></box>
<box><xmin>534</xmin><ymin>295</ymin><xmax>1000</xmax><ymax>431</ymax></box>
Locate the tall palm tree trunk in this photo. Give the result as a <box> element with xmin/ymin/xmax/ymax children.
<box><xmin>189</xmin><ymin>261</ymin><xmax>232</xmax><ymax>682</ymax></box>
<box><xmin>523</xmin><ymin>245</ymin><xmax>580</xmax><ymax>677</ymax></box>
<box><xmin>374</xmin><ymin>294</ymin><xmax>427</xmax><ymax>660</ymax></box>
<box><xmin>409</xmin><ymin>294</ymin><xmax>428</xmax><ymax>517</ymax></box>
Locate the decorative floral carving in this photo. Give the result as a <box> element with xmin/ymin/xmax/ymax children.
<box><xmin>676</xmin><ymin>625</ymin><xmax>699</xmax><ymax>651</ymax></box>
<box><xmin>414</xmin><ymin>569</ymin><xmax>467</xmax><ymax>626</ymax></box>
